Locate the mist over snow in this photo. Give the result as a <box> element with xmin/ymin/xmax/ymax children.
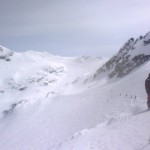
<box><xmin>0</xmin><ymin>31</ymin><xmax>150</xmax><ymax>150</ymax></box>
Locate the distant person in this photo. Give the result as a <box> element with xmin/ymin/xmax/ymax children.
<box><xmin>145</xmin><ymin>73</ymin><xmax>150</xmax><ymax>109</ymax></box>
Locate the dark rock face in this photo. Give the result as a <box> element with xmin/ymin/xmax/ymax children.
<box><xmin>144</xmin><ymin>39</ymin><xmax>150</xmax><ymax>46</ymax></box>
<box><xmin>94</xmin><ymin>32</ymin><xmax>150</xmax><ymax>79</ymax></box>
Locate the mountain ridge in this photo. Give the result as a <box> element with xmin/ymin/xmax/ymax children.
<box><xmin>93</xmin><ymin>31</ymin><xmax>150</xmax><ymax>79</ymax></box>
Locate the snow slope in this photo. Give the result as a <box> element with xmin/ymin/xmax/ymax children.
<box><xmin>0</xmin><ymin>45</ymin><xmax>149</xmax><ymax>150</ymax></box>
<box><xmin>58</xmin><ymin>111</ymin><xmax>150</xmax><ymax>150</ymax></box>
<box><xmin>0</xmin><ymin>47</ymin><xmax>108</xmax><ymax>149</ymax></box>
<box><xmin>58</xmin><ymin>61</ymin><xmax>150</xmax><ymax>150</ymax></box>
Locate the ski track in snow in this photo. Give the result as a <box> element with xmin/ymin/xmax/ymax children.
<box><xmin>0</xmin><ymin>45</ymin><xmax>150</xmax><ymax>150</ymax></box>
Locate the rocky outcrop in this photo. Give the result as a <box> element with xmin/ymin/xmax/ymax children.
<box><xmin>94</xmin><ymin>32</ymin><xmax>150</xmax><ymax>79</ymax></box>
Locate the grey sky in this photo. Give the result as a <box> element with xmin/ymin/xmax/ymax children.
<box><xmin>0</xmin><ymin>0</ymin><xmax>150</xmax><ymax>57</ymax></box>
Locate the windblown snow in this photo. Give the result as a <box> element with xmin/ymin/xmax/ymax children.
<box><xmin>0</xmin><ymin>42</ymin><xmax>150</xmax><ymax>150</ymax></box>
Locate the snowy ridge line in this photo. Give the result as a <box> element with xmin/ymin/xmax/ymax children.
<box><xmin>56</xmin><ymin>113</ymin><xmax>133</xmax><ymax>149</ymax></box>
<box><xmin>57</xmin><ymin>111</ymin><xmax>150</xmax><ymax>150</ymax></box>
<box><xmin>55</xmin><ymin>122</ymin><xmax>107</xmax><ymax>150</ymax></box>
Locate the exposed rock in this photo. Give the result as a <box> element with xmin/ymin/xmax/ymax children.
<box><xmin>94</xmin><ymin>32</ymin><xmax>150</xmax><ymax>79</ymax></box>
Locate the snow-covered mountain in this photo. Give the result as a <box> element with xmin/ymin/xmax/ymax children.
<box><xmin>0</xmin><ymin>30</ymin><xmax>150</xmax><ymax>150</ymax></box>
<box><xmin>94</xmin><ymin>32</ymin><xmax>150</xmax><ymax>79</ymax></box>
<box><xmin>0</xmin><ymin>46</ymin><xmax>107</xmax><ymax>115</ymax></box>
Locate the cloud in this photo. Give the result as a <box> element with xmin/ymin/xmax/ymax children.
<box><xmin>0</xmin><ymin>0</ymin><xmax>150</xmax><ymax>57</ymax></box>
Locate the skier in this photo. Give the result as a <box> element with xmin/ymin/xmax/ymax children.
<box><xmin>145</xmin><ymin>73</ymin><xmax>150</xmax><ymax>109</ymax></box>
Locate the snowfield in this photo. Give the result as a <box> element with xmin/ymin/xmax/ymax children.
<box><xmin>0</xmin><ymin>45</ymin><xmax>150</xmax><ymax>150</ymax></box>
<box><xmin>57</xmin><ymin>61</ymin><xmax>150</xmax><ymax>150</ymax></box>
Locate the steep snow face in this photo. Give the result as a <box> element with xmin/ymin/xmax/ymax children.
<box><xmin>94</xmin><ymin>32</ymin><xmax>150</xmax><ymax>79</ymax></box>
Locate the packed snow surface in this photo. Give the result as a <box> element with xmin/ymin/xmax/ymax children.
<box><xmin>0</xmin><ymin>47</ymin><xmax>150</xmax><ymax>150</ymax></box>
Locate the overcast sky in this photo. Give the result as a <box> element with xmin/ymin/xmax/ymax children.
<box><xmin>0</xmin><ymin>0</ymin><xmax>150</xmax><ymax>57</ymax></box>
